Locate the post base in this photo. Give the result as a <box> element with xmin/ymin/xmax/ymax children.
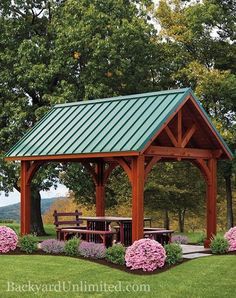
<box><xmin>204</xmin><ymin>239</ymin><xmax>211</xmax><ymax>248</ymax></box>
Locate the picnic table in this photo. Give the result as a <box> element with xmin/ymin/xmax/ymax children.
<box><xmin>79</xmin><ymin>216</ymin><xmax>152</xmax><ymax>246</ymax></box>
<box><xmin>56</xmin><ymin>214</ymin><xmax>173</xmax><ymax>246</ymax></box>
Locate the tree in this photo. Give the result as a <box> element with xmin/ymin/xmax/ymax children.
<box><xmin>155</xmin><ymin>0</ymin><xmax>236</xmax><ymax>229</ymax></box>
<box><xmin>145</xmin><ymin>162</ymin><xmax>205</xmax><ymax>232</ymax></box>
<box><xmin>0</xmin><ymin>0</ymin><xmax>160</xmax><ymax>234</ymax></box>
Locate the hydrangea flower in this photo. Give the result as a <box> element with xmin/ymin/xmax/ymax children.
<box><xmin>125</xmin><ymin>238</ymin><xmax>166</xmax><ymax>272</ymax></box>
<box><xmin>224</xmin><ymin>227</ymin><xmax>236</xmax><ymax>251</ymax></box>
<box><xmin>0</xmin><ymin>226</ymin><xmax>18</xmax><ymax>253</ymax></box>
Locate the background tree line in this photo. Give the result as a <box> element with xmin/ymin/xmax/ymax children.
<box><xmin>0</xmin><ymin>0</ymin><xmax>235</xmax><ymax>234</ymax></box>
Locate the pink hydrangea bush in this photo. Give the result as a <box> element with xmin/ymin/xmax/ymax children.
<box><xmin>224</xmin><ymin>227</ymin><xmax>236</xmax><ymax>251</ymax></box>
<box><xmin>0</xmin><ymin>226</ymin><xmax>18</xmax><ymax>253</ymax></box>
<box><xmin>125</xmin><ymin>238</ymin><xmax>166</xmax><ymax>272</ymax></box>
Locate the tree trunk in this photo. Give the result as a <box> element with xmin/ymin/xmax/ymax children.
<box><xmin>30</xmin><ymin>188</ymin><xmax>46</xmax><ymax>236</ymax></box>
<box><xmin>225</xmin><ymin>176</ymin><xmax>234</xmax><ymax>229</ymax></box>
<box><xmin>178</xmin><ymin>209</ymin><xmax>185</xmax><ymax>233</ymax></box>
<box><xmin>163</xmin><ymin>209</ymin><xmax>170</xmax><ymax>229</ymax></box>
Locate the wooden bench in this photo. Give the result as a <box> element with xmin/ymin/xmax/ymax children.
<box><xmin>60</xmin><ymin>228</ymin><xmax>116</xmax><ymax>247</ymax></box>
<box><xmin>144</xmin><ymin>229</ymin><xmax>174</xmax><ymax>245</ymax></box>
<box><xmin>53</xmin><ymin>210</ymin><xmax>86</xmax><ymax>240</ymax></box>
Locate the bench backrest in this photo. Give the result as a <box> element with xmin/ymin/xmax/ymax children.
<box><xmin>53</xmin><ymin>210</ymin><xmax>83</xmax><ymax>227</ymax></box>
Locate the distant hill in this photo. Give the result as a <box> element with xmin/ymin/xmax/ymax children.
<box><xmin>0</xmin><ymin>197</ymin><xmax>61</xmax><ymax>222</ymax></box>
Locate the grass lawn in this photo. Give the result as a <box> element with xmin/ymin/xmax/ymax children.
<box><xmin>0</xmin><ymin>255</ymin><xmax>235</xmax><ymax>297</ymax></box>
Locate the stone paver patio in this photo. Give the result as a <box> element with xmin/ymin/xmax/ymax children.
<box><xmin>181</xmin><ymin>244</ymin><xmax>212</xmax><ymax>259</ymax></box>
<box><xmin>181</xmin><ymin>244</ymin><xmax>211</xmax><ymax>254</ymax></box>
<box><xmin>183</xmin><ymin>252</ymin><xmax>212</xmax><ymax>259</ymax></box>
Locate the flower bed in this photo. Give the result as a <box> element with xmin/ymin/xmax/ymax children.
<box><xmin>4</xmin><ymin>233</ymin><xmax>235</xmax><ymax>275</ymax></box>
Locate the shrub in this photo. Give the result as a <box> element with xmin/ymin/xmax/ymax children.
<box><xmin>105</xmin><ymin>244</ymin><xmax>126</xmax><ymax>265</ymax></box>
<box><xmin>19</xmin><ymin>234</ymin><xmax>38</xmax><ymax>253</ymax></box>
<box><xmin>210</xmin><ymin>235</ymin><xmax>229</xmax><ymax>254</ymax></box>
<box><xmin>0</xmin><ymin>226</ymin><xmax>18</xmax><ymax>253</ymax></box>
<box><xmin>125</xmin><ymin>238</ymin><xmax>166</xmax><ymax>272</ymax></box>
<box><xmin>196</xmin><ymin>233</ymin><xmax>206</xmax><ymax>245</ymax></box>
<box><xmin>164</xmin><ymin>243</ymin><xmax>183</xmax><ymax>265</ymax></box>
<box><xmin>64</xmin><ymin>237</ymin><xmax>81</xmax><ymax>256</ymax></box>
<box><xmin>41</xmin><ymin>239</ymin><xmax>65</xmax><ymax>254</ymax></box>
<box><xmin>79</xmin><ymin>242</ymin><xmax>106</xmax><ymax>259</ymax></box>
<box><xmin>224</xmin><ymin>227</ymin><xmax>236</xmax><ymax>251</ymax></box>
<box><xmin>171</xmin><ymin>235</ymin><xmax>188</xmax><ymax>244</ymax></box>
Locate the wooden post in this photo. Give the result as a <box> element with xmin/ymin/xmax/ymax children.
<box><xmin>131</xmin><ymin>155</ymin><xmax>145</xmax><ymax>242</ymax></box>
<box><xmin>95</xmin><ymin>160</ymin><xmax>105</xmax><ymax>216</ymax></box>
<box><xmin>20</xmin><ymin>161</ymin><xmax>31</xmax><ymax>235</ymax></box>
<box><xmin>204</xmin><ymin>158</ymin><xmax>217</xmax><ymax>248</ymax></box>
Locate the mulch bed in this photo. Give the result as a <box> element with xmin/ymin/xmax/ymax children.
<box><xmin>1</xmin><ymin>247</ymin><xmax>189</xmax><ymax>275</ymax></box>
<box><xmin>2</xmin><ymin>247</ymin><xmax>235</xmax><ymax>275</ymax></box>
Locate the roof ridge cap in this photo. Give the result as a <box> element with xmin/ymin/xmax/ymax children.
<box><xmin>54</xmin><ymin>88</ymin><xmax>191</xmax><ymax>108</ymax></box>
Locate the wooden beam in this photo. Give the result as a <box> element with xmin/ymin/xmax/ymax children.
<box><xmin>193</xmin><ymin>159</ymin><xmax>211</xmax><ymax>183</ymax></box>
<box><xmin>81</xmin><ymin>162</ymin><xmax>98</xmax><ymax>184</ymax></box>
<box><xmin>204</xmin><ymin>158</ymin><xmax>217</xmax><ymax>248</ymax></box>
<box><xmin>20</xmin><ymin>161</ymin><xmax>31</xmax><ymax>235</ymax></box>
<box><xmin>144</xmin><ymin>156</ymin><xmax>161</xmax><ymax>181</ymax></box>
<box><xmin>146</xmin><ymin>146</ymin><xmax>221</xmax><ymax>159</ymax></box>
<box><xmin>114</xmin><ymin>157</ymin><xmax>132</xmax><ymax>183</ymax></box>
<box><xmin>177</xmin><ymin>109</ymin><xmax>182</xmax><ymax>146</ymax></box>
<box><xmin>165</xmin><ymin>126</ymin><xmax>178</xmax><ymax>147</ymax></box>
<box><xmin>188</xmin><ymin>95</ymin><xmax>233</xmax><ymax>160</ymax></box>
<box><xmin>181</xmin><ymin>124</ymin><xmax>197</xmax><ymax>148</ymax></box>
<box><xmin>104</xmin><ymin>163</ymin><xmax>117</xmax><ymax>183</ymax></box>
<box><xmin>5</xmin><ymin>151</ymin><xmax>139</xmax><ymax>161</ymax></box>
<box><xmin>131</xmin><ymin>155</ymin><xmax>145</xmax><ymax>242</ymax></box>
<box><xmin>95</xmin><ymin>160</ymin><xmax>105</xmax><ymax>216</ymax></box>
<box><xmin>26</xmin><ymin>161</ymin><xmax>44</xmax><ymax>184</ymax></box>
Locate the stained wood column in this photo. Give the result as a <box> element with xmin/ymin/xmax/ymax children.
<box><xmin>95</xmin><ymin>160</ymin><xmax>105</xmax><ymax>216</ymax></box>
<box><xmin>20</xmin><ymin>161</ymin><xmax>31</xmax><ymax>235</ymax></box>
<box><xmin>204</xmin><ymin>158</ymin><xmax>217</xmax><ymax>248</ymax></box>
<box><xmin>132</xmin><ymin>155</ymin><xmax>145</xmax><ymax>242</ymax></box>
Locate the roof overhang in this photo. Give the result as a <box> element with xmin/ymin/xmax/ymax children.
<box><xmin>4</xmin><ymin>151</ymin><xmax>140</xmax><ymax>161</ymax></box>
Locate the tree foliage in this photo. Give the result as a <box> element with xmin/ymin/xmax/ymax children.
<box><xmin>0</xmin><ymin>0</ymin><xmax>235</xmax><ymax>233</ymax></box>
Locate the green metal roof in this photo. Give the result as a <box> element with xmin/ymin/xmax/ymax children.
<box><xmin>5</xmin><ymin>88</ymin><xmax>233</xmax><ymax>158</ymax></box>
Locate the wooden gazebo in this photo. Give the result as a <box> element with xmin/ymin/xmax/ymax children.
<box><xmin>5</xmin><ymin>88</ymin><xmax>233</xmax><ymax>247</ymax></box>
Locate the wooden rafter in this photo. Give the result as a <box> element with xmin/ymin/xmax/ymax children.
<box><xmin>188</xmin><ymin>95</ymin><xmax>232</xmax><ymax>159</ymax></box>
<box><xmin>181</xmin><ymin>123</ymin><xmax>197</xmax><ymax>148</ymax></box>
<box><xmin>152</xmin><ymin>104</ymin><xmax>197</xmax><ymax>150</ymax></box>
<box><xmin>140</xmin><ymin>95</ymin><xmax>191</xmax><ymax>154</ymax></box>
<box><xmin>165</xmin><ymin>126</ymin><xmax>178</xmax><ymax>147</ymax></box>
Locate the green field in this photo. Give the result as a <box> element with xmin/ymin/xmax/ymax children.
<box><xmin>5</xmin><ymin>223</ymin><xmax>56</xmax><ymax>240</ymax></box>
<box><xmin>0</xmin><ymin>255</ymin><xmax>235</xmax><ymax>297</ymax></box>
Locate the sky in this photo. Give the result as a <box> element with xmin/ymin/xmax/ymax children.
<box><xmin>0</xmin><ymin>184</ymin><xmax>69</xmax><ymax>207</ymax></box>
